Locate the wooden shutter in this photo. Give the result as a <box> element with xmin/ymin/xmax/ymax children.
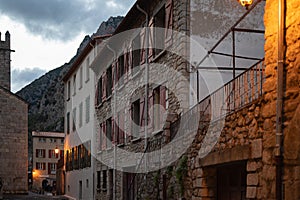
<box><xmin>124</xmin><ymin>49</ymin><xmax>129</xmax><ymax>81</ymax></box>
<box><xmin>36</xmin><ymin>163</ymin><xmax>38</xmax><ymax>169</ymax></box>
<box><xmin>140</xmin><ymin>98</ymin><xmax>145</xmax><ymax>136</ymax></box>
<box><xmin>129</xmin><ymin>105</ymin><xmax>133</xmax><ymax>141</ymax></box>
<box><xmin>43</xmin><ymin>163</ymin><xmax>46</xmax><ymax>170</ymax></box>
<box><xmin>36</xmin><ymin>149</ymin><xmax>38</xmax><ymax>158</ymax></box>
<box><xmin>102</xmin><ymin>73</ymin><xmax>106</xmax><ymax>100</ymax></box>
<box><xmin>160</xmin><ymin>86</ymin><xmax>167</xmax><ymax>128</ymax></box>
<box><xmin>43</xmin><ymin>149</ymin><xmax>46</xmax><ymax>158</ymax></box>
<box><xmin>48</xmin><ymin>163</ymin><xmax>51</xmax><ymax>174</ymax></box>
<box><xmin>102</xmin><ymin>122</ymin><xmax>107</xmax><ymax>150</ymax></box>
<box><xmin>148</xmin><ymin>91</ymin><xmax>154</xmax><ymax>133</ymax></box>
<box><xmin>148</xmin><ymin>17</ymin><xmax>154</xmax><ymax>61</ymax></box>
<box><xmin>112</xmin><ymin>64</ymin><xmax>115</xmax><ymax>91</ymax></box>
<box><xmin>165</xmin><ymin>0</ymin><xmax>173</xmax><ymax>48</ymax></box>
<box><xmin>120</xmin><ymin>112</ymin><xmax>125</xmax><ymax>144</ymax></box>
<box><xmin>112</xmin><ymin>118</ymin><xmax>115</xmax><ymax>145</ymax></box>
<box><xmin>128</xmin><ymin>44</ymin><xmax>133</xmax><ymax>75</ymax></box>
<box><xmin>56</xmin><ymin>151</ymin><xmax>59</xmax><ymax>159</ymax></box>
<box><xmin>140</xmin><ymin>27</ymin><xmax>146</xmax><ymax>64</ymax></box>
<box><xmin>95</xmin><ymin>80</ymin><xmax>99</xmax><ymax>106</ymax></box>
<box><xmin>49</xmin><ymin>150</ymin><xmax>52</xmax><ymax>158</ymax></box>
<box><xmin>60</xmin><ymin>150</ymin><xmax>63</xmax><ymax>159</ymax></box>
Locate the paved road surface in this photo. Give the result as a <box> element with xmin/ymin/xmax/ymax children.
<box><xmin>3</xmin><ymin>192</ymin><xmax>69</xmax><ymax>200</ymax></box>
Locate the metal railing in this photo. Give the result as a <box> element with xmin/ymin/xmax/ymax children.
<box><xmin>170</xmin><ymin>59</ymin><xmax>265</xmax><ymax>139</ymax></box>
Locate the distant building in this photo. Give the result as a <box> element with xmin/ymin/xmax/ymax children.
<box><xmin>0</xmin><ymin>31</ymin><xmax>28</xmax><ymax>194</ymax></box>
<box><xmin>31</xmin><ymin>131</ymin><xmax>64</xmax><ymax>191</ymax></box>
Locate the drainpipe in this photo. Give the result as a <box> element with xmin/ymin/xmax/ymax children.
<box><xmin>137</xmin><ymin>4</ymin><xmax>149</xmax><ymax>176</ymax></box>
<box><xmin>276</xmin><ymin>0</ymin><xmax>285</xmax><ymax>199</ymax></box>
<box><xmin>107</xmin><ymin>44</ymin><xmax>117</xmax><ymax>200</ymax></box>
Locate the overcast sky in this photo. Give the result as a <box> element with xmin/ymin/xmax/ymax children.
<box><xmin>0</xmin><ymin>0</ymin><xmax>135</xmax><ymax>92</ymax></box>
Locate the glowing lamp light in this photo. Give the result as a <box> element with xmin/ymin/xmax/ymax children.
<box><xmin>238</xmin><ymin>0</ymin><xmax>253</xmax><ymax>9</ymax></box>
<box><xmin>55</xmin><ymin>147</ymin><xmax>60</xmax><ymax>154</ymax></box>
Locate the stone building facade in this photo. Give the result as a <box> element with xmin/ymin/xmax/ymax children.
<box><xmin>92</xmin><ymin>0</ymin><xmax>263</xmax><ymax>199</ymax></box>
<box><xmin>0</xmin><ymin>31</ymin><xmax>28</xmax><ymax>194</ymax></box>
<box><xmin>31</xmin><ymin>131</ymin><xmax>64</xmax><ymax>191</ymax></box>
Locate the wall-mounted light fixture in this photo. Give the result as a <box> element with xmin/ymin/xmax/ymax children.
<box><xmin>55</xmin><ymin>146</ymin><xmax>59</xmax><ymax>154</ymax></box>
<box><xmin>238</xmin><ymin>0</ymin><xmax>253</xmax><ymax>9</ymax></box>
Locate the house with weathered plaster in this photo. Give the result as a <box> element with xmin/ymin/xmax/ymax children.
<box><xmin>62</xmin><ymin>35</ymin><xmax>111</xmax><ymax>200</ymax></box>
<box><xmin>0</xmin><ymin>31</ymin><xmax>28</xmax><ymax>194</ymax></box>
<box><xmin>31</xmin><ymin>131</ymin><xmax>64</xmax><ymax>191</ymax></box>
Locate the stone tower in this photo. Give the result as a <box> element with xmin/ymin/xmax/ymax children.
<box><xmin>0</xmin><ymin>31</ymin><xmax>11</xmax><ymax>90</ymax></box>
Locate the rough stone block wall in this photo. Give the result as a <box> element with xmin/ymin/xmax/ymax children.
<box><xmin>0</xmin><ymin>32</ymin><xmax>11</xmax><ymax>91</ymax></box>
<box><xmin>0</xmin><ymin>89</ymin><xmax>28</xmax><ymax>193</ymax></box>
<box><xmin>264</xmin><ymin>0</ymin><xmax>300</xmax><ymax>199</ymax></box>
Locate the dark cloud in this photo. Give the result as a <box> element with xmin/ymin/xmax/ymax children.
<box><xmin>11</xmin><ymin>67</ymin><xmax>46</xmax><ymax>92</ymax></box>
<box><xmin>0</xmin><ymin>0</ymin><xmax>135</xmax><ymax>41</ymax></box>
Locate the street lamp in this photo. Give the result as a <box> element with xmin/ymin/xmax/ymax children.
<box><xmin>237</xmin><ymin>0</ymin><xmax>253</xmax><ymax>9</ymax></box>
<box><xmin>54</xmin><ymin>147</ymin><xmax>59</xmax><ymax>155</ymax></box>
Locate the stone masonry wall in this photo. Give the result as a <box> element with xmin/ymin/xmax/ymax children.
<box><xmin>264</xmin><ymin>0</ymin><xmax>300</xmax><ymax>199</ymax></box>
<box><xmin>0</xmin><ymin>88</ymin><xmax>28</xmax><ymax>194</ymax></box>
<box><xmin>0</xmin><ymin>31</ymin><xmax>11</xmax><ymax>91</ymax></box>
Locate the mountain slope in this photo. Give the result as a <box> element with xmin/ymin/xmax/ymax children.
<box><xmin>16</xmin><ymin>16</ymin><xmax>123</xmax><ymax>133</ymax></box>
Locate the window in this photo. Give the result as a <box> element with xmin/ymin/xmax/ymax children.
<box><xmin>154</xmin><ymin>7</ymin><xmax>166</xmax><ymax>56</ymax></box>
<box><xmin>106</xmin><ymin>118</ymin><xmax>112</xmax><ymax>148</ymax></box>
<box><xmin>152</xmin><ymin>86</ymin><xmax>166</xmax><ymax>131</ymax></box>
<box><xmin>85</xmin><ymin>96</ymin><xmax>90</xmax><ymax>124</ymax></box>
<box><xmin>67</xmin><ymin>81</ymin><xmax>71</xmax><ymax>100</ymax></box>
<box><xmin>79</xmin><ymin>102</ymin><xmax>83</xmax><ymax>128</ymax></box>
<box><xmin>116</xmin><ymin>112</ymin><xmax>125</xmax><ymax>145</ymax></box>
<box><xmin>97</xmin><ymin>171</ymin><xmax>101</xmax><ymax>190</ymax></box>
<box><xmin>102</xmin><ymin>170</ymin><xmax>107</xmax><ymax>190</ymax></box>
<box><xmin>48</xmin><ymin>163</ymin><xmax>56</xmax><ymax>175</ymax></box>
<box><xmin>79</xmin><ymin>67</ymin><xmax>83</xmax><ymax>89</ymax></box>
<box><xmin>73</xmin><ymin>107</ymin><xmax>77</xmax><ymax>131</ymax></box>
<box><xmin>217</xmin><ymin>162</ymin><xmax>246</xmax><ymax>200</ymax></box>
<box><xmin>49</xmin><ymin>149</ymin><xmax>58</xmax><ymax>159</ymax></box>
<box><xmin>66</xmin><ymin>112</ymin><xmax>70</xmax><ymax>134</ymax></box>
<box><xmin>61</xmin><ymin>139</ymin><xmax>64</xmax><ymax>144</ymax></box>
<box><xmin>86</xmin><ymin>179</ymin><xmax>89</xmax><ymax>188</ymax></box>
<box><xmin>36</xmin><ymin>162</ymin><xmax>46</xmax><ymax>170</ymax></box>
<box><xmin>86</xmin><ymin>57</ymin><xmax>90</xmax><ymax>82</ymax></box>
<box><xmin>38</xmin><ymin>138</ymin><xmax>46</xmax><ymax>143</ymax></box>
<box><xmin>132</xmin><ymin>34</ymin><xmax>141</xmax><ymax>73</ymax></box>
<box><xmin>118</xmin><ymin>55</ymin><xmax>125</xmax><ymax>85</ymax></box>
<box><xmin>60</xmin><ymin>150</ymin><xmax>64</xmax><ymax>158</ymax></box>
<box><xmin>36</xmin><ymin>149</ymin><xmax>45</xmax><ymax>158</ymax></box>
<box><xmin>97</xmin><ymin>77</ymin><xmax>102</xmax><ymax>105</ymax></box>
<box><xmin>131</xmin><ymin>99</ymin><xmax>140</xmax><ymax>138</ymax></box>
<box><xmin>73</xmin><ymin>74</ymin><xmax>76</xmax><ymax>95</ymax></box>
<box><xmin>106</xmin><ymin>65</ymin><xmax>113</xmax><ymax>97</ymax></box>
<box><xmin>124</xmin><ymin>172</ymin><xmax>135</xmax><ymax>200</ymax></box>
<box><xmin>153</xmin><ymin>87</ymin><xmax>161</xmax><ymax>131</ymax></box>
<box><xmin>50</xmin><ymin>138</ymin><xmax>57</xmax><ymax>143</ymax></box>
